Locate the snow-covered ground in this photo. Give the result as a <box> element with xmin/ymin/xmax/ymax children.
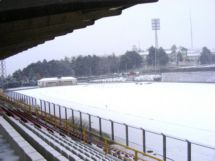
<box><xmin>17</xmin><ymin>82</ymin><xmax>215</xmax><ymax>145</ymax></box>
<box><xmin>16</xmin><ymin>82</ymin><xmax>215</xmax><ymax>160</ymax></box>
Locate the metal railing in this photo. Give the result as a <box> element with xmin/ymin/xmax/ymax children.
<box><xmin>5</xmin><ymin>91</ymin><xmax>215</xmax><ymax>161</ymax></box>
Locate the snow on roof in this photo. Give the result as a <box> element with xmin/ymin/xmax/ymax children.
<box><xmin>139</xmin><ymin>50</ymin><xmax>149</xmax><ymax>55</ymax></box>
<box><xmin>187</xmin><ymin>52</ymin><xmax>200</xmax><ymax>57</ymax></box>
<box><xmin>165</xmin><ymin>50</ymin><xmax>172</xmax><ymax>54</ymax></box>
<box><xmin>38</xmin><ymin>77</ymin><xmax>76</xmax><ymax>82</ymax></box>
<box><xmin>187</xmin><ymin>49</ymin><xmax>201</xmax><ymax>55</ymax></box>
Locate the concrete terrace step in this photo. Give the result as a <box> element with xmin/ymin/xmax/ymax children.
<box><xmin>29</xmin><ymin>127</ymin><xmax>83</xmax><ymax>161</ymax></box>
<box><xmin>0</xmin><ymin>116</ymin><xmax>46</xmax><ymax>161</ymax></box>
<box><xmin>4</xmin><ymin>116</ymin><xmax>69</xmax><ymax>161</ymax></box>
<box><xmin>53</xmin><ymin>131</ymin><xmax>113</xmax><ymax>160</ymax></box>
<box><xmin>49</xmin><ymin>131</ymin><xmax>113</xmax><ymax>160</ymax></box>
<box><xmin>23</xmin><ymin>121</ymin><xmax>116</xmax><ymax>161</ymax></box>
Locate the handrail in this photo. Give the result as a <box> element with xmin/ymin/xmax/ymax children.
<box><xmin>3</xmin><ymin>91</ymin><xmax>215</xmax><ymax>161</ymax></box>
<box><xmin>0</xmin><ymin>93</ymin><xmax>163</xmax><ymax>161</ymax></box>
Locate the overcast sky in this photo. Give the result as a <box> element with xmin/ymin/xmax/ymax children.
<box><xmin>6</xmin><ymin>0</ymin><xmax>215</xmax><ymax>75</ymax></box>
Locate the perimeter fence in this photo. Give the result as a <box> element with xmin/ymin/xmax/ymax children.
<box><xmin>6</xmin><ymin>91</ymin><xmax>215</xmax><ymax>161</ymax></box>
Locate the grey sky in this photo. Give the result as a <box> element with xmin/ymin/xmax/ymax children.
<box><xmin>6</xmin><ymin>0</ymin><xmax>215</xmax><ymax>75</ymax></box>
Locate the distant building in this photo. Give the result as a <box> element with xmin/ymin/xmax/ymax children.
<box><xmin>38</xmin><ymin>77</ymin><xmax>77</xmax><ymax>87</ymax></box>
<box><xmin>165</xmin><ymin>49</ymin><xmax>175</xmax><ymax>62</ymax></box>
<box><xmin>139</xmin><ymin>50</ymin><xmax>149</xmax><ymax>61</ymax></box>
<box><xmin>185</xmin><ymin>49</ymin><xmax>201</xmax><ymax>64</ymax></box>
<box><xmin>166</xmin><ymin>48</ymin><xmax>187</xmax><ymax>63</ymax></box>
<box><xmin>211</xmin><ymin>49</ymin><xmax>215</xmax><ymax>55</ymax></box>
<box><xmin>134</xmin><ymin>46</ymin><xmax>204</xmax><ymax>65</ymax></box>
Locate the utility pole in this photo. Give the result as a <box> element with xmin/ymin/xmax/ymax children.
<box><xmin>0</xmin><ymin>60</ymin><xmax>6</xmax><ymax>88</ymax></box>
<box><xmin>189</xmin><ymin>8</ymin><xmax>194</xmax><ymax>49</ymax></box>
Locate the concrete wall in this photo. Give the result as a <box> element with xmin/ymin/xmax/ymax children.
<box><xmin>162</xmin><ymin>71</ymin><xmax>215</xmax><ymax>83</ymax></box>
<box><xmin>0</xmin><ymin>116</ymin><xmax>46</xmax><ymax>161</ymax></box>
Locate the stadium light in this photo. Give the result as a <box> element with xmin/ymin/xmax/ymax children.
<box><xmin>151</xmin><ymin>18</ymin><xmax>160</xmax><ymax>71</ymax></box>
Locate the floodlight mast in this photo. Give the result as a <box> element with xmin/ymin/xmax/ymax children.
<box><xmin>151</xmin><ymin>18</ymin><xmax>160</xmax><ymax>72</ymax></box>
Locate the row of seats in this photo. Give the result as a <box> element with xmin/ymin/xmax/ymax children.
<box><xmin>0</xmin><ymin>116</ymin><xmax>46</xmax><ymax>161</ymax></box>
<box><xmin>24</xmin><ymin>121</ymin><xmax>154</xmax><ymax>161</ymax></box>
<box><xmin>4</xmin><ymin>107</ymin><xmax>119</xmax><ymax>161</ymax></box>
<box><xmin>2</xmin><ymin>106</ymin><xmax>156</xmax><ymax>161</ymax></box>
<box><xmin>23</xmin><ymin>121</ymin><xmax>117</xmax><ymax>161</ymax></box>
<box><xmin>10</xmin><ymin>109</ymin><xmax>116</xmax><ymax>160</ymax></box>
<box><xmin>6</xmin><ymin>115</ymin><xmax>69</xmax><ymax>161</ymax></box>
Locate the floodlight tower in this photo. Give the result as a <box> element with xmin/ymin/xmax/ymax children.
<box><xmin>0</xmin><ymin>60</ymin><xmax>6</xmax><ymax>88</ymax></box>
<box><xmin>151</xmin><ymin>18</ymin><xmax>160</xmax><ymax>71</ymax></box>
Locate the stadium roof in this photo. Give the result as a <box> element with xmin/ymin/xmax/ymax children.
<box><xmin>0</xmin><ymin>0</ymin><xmax>158</xmax><ymax>59</ymax></box>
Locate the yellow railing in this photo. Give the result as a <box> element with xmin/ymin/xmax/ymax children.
<box><xmin>0</xmin><ymin>93</ymin><xmax>163</xmax><ymax>161</ymax></box>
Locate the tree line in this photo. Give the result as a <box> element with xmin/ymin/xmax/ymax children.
<box><xmin>199</xmin><ymin>47</ymin><xmax>215</xmax><ymax>64</ymax></box>
<box><xmin>3</xmin><ymin>46</ymin><xmax>214</xmax><ymax>88</ymax></box>
<box><xmin>4</xmin><ymin>50</ymin><xmax>146</xmax><ymax>87</ymax></box>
